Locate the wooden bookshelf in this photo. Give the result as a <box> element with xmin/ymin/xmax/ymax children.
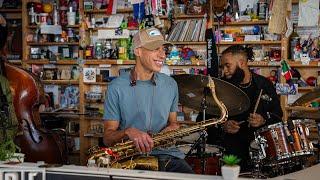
<box><xmin>25</xmin><ymin>60</ymin><xmax>78</xmax><ymax>65</ymax></box>
<box><xmin>0</xmin><ymin>8</ymin><xmax>22</xmax><ymax>13</ymax></box>
<box><xmin>42</xmin><ymin>80</ymin><xmax>79</xmax><ymax>85</ymax></box>
<box><xmin>84</xmin><ymin>82</ymin><xmax>109</xmax><ymax>85</ymax></box>
<box><xmin>170</xmin><ymin>41</ymin><xmax>207</xmax><ymax>45</ymax></box>
<box><xmin>213</xmin><ymin>20</ymin><xmax>268</xmax><ymax>26</ymax></box>
<box><xmin>28</xmin><ymin>25</ymin><xmax>80</xmax><ymax>29</ymax></box>
<box><xmin>286</xmin><ymin>106</ymin><xmax>319</xmax><ymax>112</ymax></box>
<box><xmin>27</xmin><ymin>42</ymin><xmax>80</xmax><ymax>46</ymax></box>
<box><xmin>218</xmin><ymin>40</ymin><xmax>281</xmax><ymax>45</ymax></box>
<box><xmin>174</xmin><ymin>14</ymin><xmax>207</xmax><ymax>19</ymax></box>
<box><xmin>7</xmin><ymin>60</ymin><xmax>22</xmax><ymax>65</ymax></box>
<box><xmin>84</xmin><ymin>59</ymin><xmax>135</xmax><ymax>65</ymax></box>
<box><xmin>298</xmin><ymin>87</ymin><xmax>316</xmax><ymax>92</ymax></box>
<box><xmin>84</xmin><ymin>8</ymin><xmax>133</xmax><ymax>14</ymax></box>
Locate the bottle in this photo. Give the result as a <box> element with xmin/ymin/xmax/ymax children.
<box><xmin>290</xmin><ymin>24</ymin><xmax>300</xmax><ymax>60</ymax></box>
<box><xmin>53</xmin><ymin>2</ymin><xmax>59</xmax><ymax>25</ymax></box>
<box><xmin>95</xmin><ymin>42</ymin><xmax>103</xmax><ymax>59</ymax></box>
<box><xmin>128</xmin><ymin>35</ymin><xmax>135</xmax><ymax>60</ymax></box>
<box><xmin>118</xmin><ymin>39</ymin><xmax>128</xmax><ymax>60</ymax></box>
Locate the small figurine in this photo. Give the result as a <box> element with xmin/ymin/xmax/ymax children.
<box><xmin>267</xmin><ymin>70</ymin><xmax>277</xmax><ymax>85</ymax></box>
<box><xmin>166</xmin><ymin>45</ymin><xmax>181</xmax><ymax>65</ymax></box>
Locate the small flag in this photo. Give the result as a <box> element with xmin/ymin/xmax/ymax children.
<box><xmin>281</xmin><ymin>60</ymin><xmax>292</xmax><ymax>81</ymax></box>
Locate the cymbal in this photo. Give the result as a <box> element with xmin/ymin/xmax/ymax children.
<box><xmin>172</xmin><ymin>74</ymin><xmax>250</xmax><ymax>116</ymax></box>
<box><xmin>292</xmin><ymin>87</ymin><xmax>320</xmax><ymax>106</ymax></box>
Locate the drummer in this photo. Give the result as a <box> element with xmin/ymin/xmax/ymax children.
<box><xmin>200</xmin><ymin>45</ymin><xmax>283</xmax><ymax>172</ymax></box>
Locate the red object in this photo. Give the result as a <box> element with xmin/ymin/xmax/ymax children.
<box><xmin>306</xmin><ymin>76</ymin><xmax>317</xmax><ymax>86</ymax></box>
<box><xmin>34</xmin><ymin>2</ymin><xmax>43</xmax><ymax>13</ymax></box>
<box><xmin>106</xmin><ymin>0</ymin><xmax>114</xmax><ymax>15</ymax></box>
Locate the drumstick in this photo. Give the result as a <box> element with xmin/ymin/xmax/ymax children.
<box><xmin>248</xmin><ymin>89</ymin><xmax>263</xmax><ymax>127</ymax></box>
<box><xmin>253</xmin><ymin>89</ymin><xmax>263</xmax><ymax>114</ymax></box>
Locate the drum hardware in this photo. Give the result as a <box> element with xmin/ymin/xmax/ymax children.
<box><xmin>185</xmin><ymin>130</ymin><xmax>208</xmax><ymax>174</ymax></box>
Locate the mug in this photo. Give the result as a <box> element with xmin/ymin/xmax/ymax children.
<box><xmin>35</xmin><ymin>13</ymin><xmax>48</xmax><ymax>25</ymax></box>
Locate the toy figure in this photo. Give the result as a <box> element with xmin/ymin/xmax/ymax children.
<box><xmin>267</xmin><ymin>70</ymin><xmax>277</xmax><ymax>85</ymax></box>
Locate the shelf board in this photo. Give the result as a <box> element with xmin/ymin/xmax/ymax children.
<box><xmin>84</xmin><ymin>133</ymin><xmax>104</xmax><ymax>138</ymax></box>
<box><xmin>287</xmin><ymin>60</ymin><xmax>320</xmax><ymax>67</ymax></box>
<box><xmin>170</xmin><ymin>41</ymin><xmax>207</xmax><ymax>45</ymax></box>
<box><xmin>7</xmin><ymin>60</ymin><xmax>22</xmax><ymax>64</ymax></box>
<box><xmin>27</xmin><ymin>42</ymin><xmax>79</xmax><ymax>46</ymax></box>
<box><xmin>0</xmin><ymin>8</ymin><xmax>22</xmax><ymax>13</ymax></box>
<box><xmin>42</xmin><ymin>80</ymin><xmax>79</xmax><ymax>85</ymax></box>
<box><xmin>84</xmin><ymin>8</ymin><xmax>133</xmax><ymax>14</ymax></box>
<box><xmin>213</xmin><ymin>20</ymin><xmax>268</xmax><ymax>26</ymax></box>
<box><xmin>84</xmin><ymin>59</ymin><xmax>135</xmax><ymax>65</ymax></box>
<box><xmin>25</xmin><ymin>60</ymin><xmax>78</xmax><ymax>65</ymax></box>
<box><xmin>84</xmin><ymin>82</ymin><xmax>109</xmax><ymax>85</ymax></box>
<box><xmin>218</xmin><ymin>40</ymin><xmax>281</xmax><ymax>45</ymax></box>
<box><xmin>85</xmin><ymin>116</ymin><xmax>103</xmax><ymax>121</ymax></box>
<box><xmin>298</xmin><ymin>86</ymin><xmax>315</xmax><ymax>92</ymax></box>
<box><xmin>28</xmin><ymin>25</ymin><xmax>79</xmax><ymax>29</ymax></box>
<box><xmin>285</xmin><ymin>106</ymin><xmax>319</xmax><ymax>112</ymax></box>
<box><xmin>88</xmin><ymin>27</ymin><xmax>139</xmax><ymax>31</ymax></box>
<box><xmin>292</xmin><ymin>0</ymin><xmax>299</xmax><ymax>4</ymax></box>
<box><xmin>248</xmin><ymin>61</ymin><xmax>280</xmax><ymax>67</ymax></box>
<box><xmin>68</xmin><ymin>133</ymin><xmax>80</xmax><ymax>137</ymax></box>
<box><xmin>174</xmin><ymin>14</ymin><xmax>207</xmax><ymax>19</ymax></box>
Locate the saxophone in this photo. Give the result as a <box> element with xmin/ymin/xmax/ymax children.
<box><xmin>87</xmin><ymin>76</ymin><xmax>228</xmax><ymax>170</ymax></box>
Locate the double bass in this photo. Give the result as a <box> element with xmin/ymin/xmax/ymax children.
<box><xmin>2</xmin><ymin>61</ymin><xmax>66</xmax><ymax>164</ymax></box>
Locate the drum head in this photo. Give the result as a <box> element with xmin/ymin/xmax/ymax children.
<box><xmin>177</xmin><ymin>144</ymin><xmax>223</xmax><ymax>155</ymax></box>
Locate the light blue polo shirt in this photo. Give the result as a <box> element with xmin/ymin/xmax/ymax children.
<box><xmin>103</xmin><ymin>71</ymin><xmax>185</xmax><ymax>159</ymax></box>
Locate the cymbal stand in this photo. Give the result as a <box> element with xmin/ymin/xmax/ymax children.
<box><xmin>250</xmin><ymin>132</ymin><xmax>267</xmax><ymax>178</ymax></box>
<box><xmin>185</xmin><ymin>130</ymin><xmax>208</xmax><ymax>174</ymax></box>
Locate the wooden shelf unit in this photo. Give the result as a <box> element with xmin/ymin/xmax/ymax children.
<box><xmin>28</xmin><ymin>25</ymin><xmax>80</xmax><ymax>29</ymax></box>
<box><xmin>42</xmin><ymin>80</ymin><xmax>79</xmax><ymax>85</ymax></box>
<box><xmin>218</xmin><ymin>40</ymin><xmax>281</xmax><ymax>45</ymax></box>
<box><xmin>170</xmin><ymin>41</ymin><xmax>207</xmax><ymax>45</ymax></box>
<box><xmin>84</xmin><ymin>8</ymin><xmax>133</xmax><ymax>14</ymax></box>
<box><xmin>213</xmin><ymin>20</ymin><xmax>269</xmax><ymax>26</ymax></box>
<box><xmin>25</xmin><ymin>60</ymin><xmax>78</xmax><ymax>65</ymax></box>
<box><xmin>27</xmin><ymin>42</ymin><xmax>80</xmax><ymax>46</ymax></box>
<box><xmin>0</xmin><ymin>8</ymin><xmax>22</xmax><ymax>13</ymax></box>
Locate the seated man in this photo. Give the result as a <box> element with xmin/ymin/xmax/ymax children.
<box><xmin>103</xmin><ymin>27</ymin><xmax>193</xmax><ymax>173</ymax></box>
<box><xmin>198</xmin><ymin>45</ymin><xmax>283</xmax><ymax>172</ymax></box>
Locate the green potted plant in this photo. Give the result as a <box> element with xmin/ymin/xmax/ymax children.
<box><xmin>221</xmin><ymin>155</ymin><xmax>241</xmax><ymax>180</ymax></box>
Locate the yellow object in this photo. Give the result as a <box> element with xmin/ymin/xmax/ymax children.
<box><xmin>43</xmin><ymin>3</ymin><xmax>53</xmax><ymax>13</ymax></box>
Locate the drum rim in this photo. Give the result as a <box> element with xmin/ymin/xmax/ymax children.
<box><xmin>257</xmin><ymin>122</ymin><xmax>284</xmax><ymax>132</ymax></box>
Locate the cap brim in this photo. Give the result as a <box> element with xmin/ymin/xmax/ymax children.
<box><xmin>142</xmin><ymin>40</ymin><xmax>173</xmax><ymax>50</ymax></box>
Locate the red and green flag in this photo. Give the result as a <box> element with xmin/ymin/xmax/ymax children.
<box><xmin>281</xmin><ymin>60</ymin><xmax>292</xmax><ymax>81</ymax></box>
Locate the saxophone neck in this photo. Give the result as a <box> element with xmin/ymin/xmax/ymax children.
<box><xmin>206</xmin><ymin>76</ymin><xmax>228</xmax><ymax>125</ymax></box>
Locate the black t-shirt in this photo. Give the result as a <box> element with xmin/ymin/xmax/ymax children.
<box><xmin>197</xmin><ymin>73</ymin><xmax>283</xmax><ymax>170</ymax></box>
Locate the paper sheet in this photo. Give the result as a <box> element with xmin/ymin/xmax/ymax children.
<box><xmin>238</xmin><ymin>0</ymin><xmax>258</xmax><ymax>12</ymax></box>
<box><xmin>298</xmin><ymin>0</ymin><xmax>319</xmax><ymax>27</ymax></box>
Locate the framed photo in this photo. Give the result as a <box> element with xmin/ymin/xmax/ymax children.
<box><xmin>83</xmin><ymin>68</ymin><xmax>96</xmax><ymax>83</ymax></box>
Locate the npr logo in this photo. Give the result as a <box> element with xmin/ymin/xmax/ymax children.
<box><xmin>0</xmin><ymin>169</ymin><xmax>45</xmax><ymax>180</ymax></box>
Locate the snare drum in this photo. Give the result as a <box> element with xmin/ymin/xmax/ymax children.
<box><xmin>257</xmin><ymin>122</ymin><xmax>293</xmax><ymax>161</ymax></box>
<box><xmin>290</xmin><ymin>119</ymin><xmax>314</xmax><ymax>157</ymax></box>
<box><xmin>177</xmin><ymin>144</ymin><xmax>223</xmax><ymax>175</ymax></box>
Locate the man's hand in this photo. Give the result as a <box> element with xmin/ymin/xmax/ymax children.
<box><xmin>223</xmin><ymin>120</ymin><xmax>240</xmax><ymax>134</ymax></box>
<box><xmin>125</xmin><ymin>127</ymin><xmax>154</xmax><ymax>153</ymax></box>
<box><xmin>161</xmin><ymin>122</ymin><xmax>180</xmax><ymax>133</ymax></box>
<box><xmin>248</xmin><ymin>113</ymin><xmax>265</xmax><ymax>127</ymax></box>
